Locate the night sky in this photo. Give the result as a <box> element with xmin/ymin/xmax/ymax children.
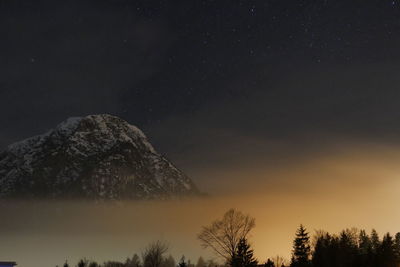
<box><xmin>4</xmin><ymin>2</ymin><xmax>400</xmax><ymax>266</ymax></box>
<box><xmin>2</xmin><ymin>0</ymin><xmax>400</xmax><ymax>186</ymax></box>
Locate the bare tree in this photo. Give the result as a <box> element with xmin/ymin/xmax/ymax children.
<box><xmin>142</xmin><ymin>241</ymin><xmax>169</xmax><ymax>267</ymax></box>
<box><xmin>197</xmin><ymin>208</ymin><xmax>256</xmax><ymax>261</ymax></box>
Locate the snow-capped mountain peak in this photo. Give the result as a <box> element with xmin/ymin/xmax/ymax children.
<box><xmin>0</xmin><ymin>114</ymin><xmax>199</xmax><ymax>199</ymax></box>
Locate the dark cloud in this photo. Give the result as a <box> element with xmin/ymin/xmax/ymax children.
<box><xmin>147</xmin><ymin>63</ymin><xmax>400</xmax><ymax>180</ymax></box>
<box><xmin>2</xmin><ymin>0</ymin><xmax>400</xmax><ymax>170</ymax></box>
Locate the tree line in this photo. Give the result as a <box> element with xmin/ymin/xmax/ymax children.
<box><xmin>58</xmin><ymin>241</ymin><xmax>218</xmax><ymax>267</ymax></box>
<box><xmin>56</xmin><ymin>240</ymin><xmax>219</xmax><ymax>267</ymax></box>
<box><xmin>58</xmin><ymin>209</ymin><xmax>400</xmax><ymax>267</ymax></box>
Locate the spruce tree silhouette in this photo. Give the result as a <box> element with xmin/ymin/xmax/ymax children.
<box><xmin>337</xmin><ymin>229</ymin><xmax>358</xmax><ymax>267</ymax></box>
<box><xmin>394</xmin><ymin>232</ymin><xmax>400</xmax><ymax>261</ymax></box>
<box><xmin>358</xmin><ymin>230</ymin><xmax>372</xmax><ymax>255</ymax></box>
<box><xmin>230</xmin><ymin>238</ymin><xmax>258</xmax><ymax>267</ymax></box>
<box><xmin>312</xmin><ymin>232</ymin><xmax>333</xmax><ymax>267</ymax></box>
<box><xmin>358</xmin><ymin>230</ymin><xmax>374</xmax><ymax>267</ymax></box>
<box><xmin>290</xmin><ymin>225</ymin><xmax>311</xmax><ymax>267</ymax></box>
<box><xmin>370</xmin><ymin>229</ymin><xmax>380</xmax><ymax>252</ymax></box>
<box><xmin>377</xmin><ymin>233</ymin><xmax>397</xmax><ymax>267</ymax></box>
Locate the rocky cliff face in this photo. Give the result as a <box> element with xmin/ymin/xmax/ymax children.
<box><xmin>0</xmin><ymin>114</ymin><xmax>199</xmax><ymax>199</ymax></box>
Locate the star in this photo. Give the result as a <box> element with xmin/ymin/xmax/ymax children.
<box><xmin>250</xmin><ymin>5</ymin><xmax>256</xmax><ymax>14</ymax></box>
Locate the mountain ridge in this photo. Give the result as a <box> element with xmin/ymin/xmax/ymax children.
<box><xmin>0</xmin><ymin>114</ymin><xmax>199</xmax><ymax>199</ymax></box>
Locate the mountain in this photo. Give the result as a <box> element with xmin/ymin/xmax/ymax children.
<box><xmin>0</xmin><ymin>114</ymin><xmax>199</xmax><ymax>199</ymax></box>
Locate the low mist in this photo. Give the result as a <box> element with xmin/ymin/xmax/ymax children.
<box><xmin>2</xmin><ymin>142</ymin><xmax>400</xmax><ymax>267</ymax></box>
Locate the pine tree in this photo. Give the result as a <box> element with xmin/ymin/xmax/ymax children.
<box><xmin>290</xmin><ymin>225</ymin><xmax>311</xmax><ymax>267</ymax></box>
<box><xmin>312</xmin><ymin>233</ymin><xmax>329</xmax><ymax>267</ymax></box>
<box><xmin>337</xmin><ymin>230</ymin><xmax>358</xmax><ymax>267</ymax></box>
<box><xmin>394</xmin><ymin>232</ymin><xmax>400</xmax><ymax>261</ymax></box>
<box><xmin>230</xmin><ymin>238</ymin><xmax>258</xmax><ymax>267</ymax></box>
<box><xmin>358</xmin><ymin>230</ymin><xmax>374</xmax><ymax>267</ymax></box>
<box><xmin>359</xmin><ymin>230</ymin><xmax>372</xmax><ymax>254</ymax></box>
<box><xmin>371</xmin><ymin>229</ymin><xmax>380</xmax><ymax>252</ymax></box>
<box><xmin>63</xmin><ymin>261</ymin><xmax>69</xmax><ymax>267</ymax></box>
<box><xmin>377</xmin><ymin>233</ymin><xmax>397</xmax><ymax>267</ymax></box>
